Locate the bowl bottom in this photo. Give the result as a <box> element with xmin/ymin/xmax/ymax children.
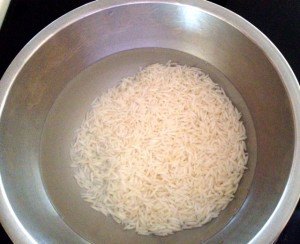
<box><xmin>40</xmin><ymin>48</ymin><xmax>257</xmax><ymax>243</ymax></box>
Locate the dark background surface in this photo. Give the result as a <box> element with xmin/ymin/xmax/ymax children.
<box><xmin>0</xmin><ymin>0</ymin><xmax>299</xmax><ymax>243</ymax></box>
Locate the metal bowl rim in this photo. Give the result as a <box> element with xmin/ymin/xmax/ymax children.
<box><xmin>0</xmin><ymin>1</ymin><xmax>299</xmax><ymax>243</ymax></box>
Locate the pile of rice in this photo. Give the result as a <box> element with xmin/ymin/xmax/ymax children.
<box><xmin>71</xmin><ymin>62</ymin><xmax>248</xmax><ymax>236</ymax></box>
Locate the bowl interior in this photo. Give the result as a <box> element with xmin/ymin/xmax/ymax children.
<box><xmin>40</xmin><ymin>48</ymin><xmax>257</xmax><ymax>243</ymax></box>
<box><xmin>0</xmin><ymin>2</ymin><xmax>294</xmax><ymax>243</ymax></box>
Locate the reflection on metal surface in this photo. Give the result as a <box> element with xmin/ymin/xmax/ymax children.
<box><xmin>181</xmin><ymin>5</ymin><xmax>203</xmax><ymax>29</ymax></box>
<box><xmin>0</xmin><ymin>0</ymin><xmax>10</xmax><ymax>28</ymax></box>
<box><xmin>0</xmin><ymin>175</ymin><xmax>37</xmax><ymax>244</ymax></box>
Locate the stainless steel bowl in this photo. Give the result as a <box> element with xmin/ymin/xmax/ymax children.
<box><xmin>0</xmin><ymin>1</ymin><xmax>299</xmax><ymax>243</ymax></box>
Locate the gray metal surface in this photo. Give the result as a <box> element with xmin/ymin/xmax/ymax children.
<box><xmin>0</xmin><ymin>0</ymin><xmax>299</xmax><ymax>243</ymax></box>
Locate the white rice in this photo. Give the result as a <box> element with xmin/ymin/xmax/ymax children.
<box><xmin>70</xmin><ymin>62</ymin><xmax>248</xmax><ymax>236</ymax></box>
